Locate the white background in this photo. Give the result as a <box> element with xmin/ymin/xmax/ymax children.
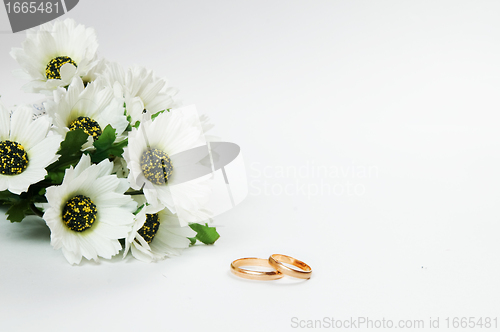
<box><xmin>1</xmin><ymin>1</ymin><xmax>499</xmax><ymax>331</ymax></box>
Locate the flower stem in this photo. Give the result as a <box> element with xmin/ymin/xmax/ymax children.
<box><xmin>125</xmin><ymin>190</ymin><xmax>144</xmax><ymax>196</ymax></box>
<box><xmin>29</xmin><ymin>203</ymin><xmax>44</xmax><ymax>217</ymax></box>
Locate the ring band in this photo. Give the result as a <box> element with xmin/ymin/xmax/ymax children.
<box><xmin>268</xmin><ymin>254</ymin><xmax>312</xmax><ymax>279</ymax></box>
<box><xmin>230</xmin><ymin>257</ymin><xmax>284</xmax><ymax>280</ymax></box>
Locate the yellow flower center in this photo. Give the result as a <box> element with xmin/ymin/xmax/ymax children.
<box><xmin>138</xmin><ymin>213</ymin><xmax>160</xmax><ymax>244</ymax></box>
<box><xmin>68</xmin><ymin>116</ymin><xmax>102</xmax><ymax>140</ymax></box>
<box><xmin>0</xmin><ymin>140</ymin><xmax>29</xmax><ymax>175</ymax></box>
<box><xmin>62</xmin><ymin>195</ymin><xmax>97</xmax><ymax>232</ymax></box>
<box><xmin>140</xmin><ymin>148</ymin><xmax>173</xmax><ymax>185</ymax></box>
<box><xmin>45</xmin><ymin>56</ymin><xmax>77</xmax><ymax>80</ymax></box>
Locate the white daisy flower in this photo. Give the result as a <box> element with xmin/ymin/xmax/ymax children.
<box><xmin>106</xmin><ymin>63</ymin><xmax>179</xmax><ymax>124</ymax></box>
<box><xmin>10</xmin><ymin>18</ymin><xmax>99</xmax><ymax>94</ymax></box>
<box><xmin>43</xmin><ymin>154</ymin><xmax>137</xmax><ymax>265</ymax></box>
<box><xmin>0</xmin><ymin>103</ymin><xmax>62</xmax><ymax>194</ymax></box>
<box><xmin>99</xmin><ymin>61</ymin><xmax>126</xmax><ymax>89</ymax></box>
<box><xmin>123</xmin><ymin>110</ymin><xmax>211</xmax><ymax>225</ymax></box>
<box><xmin>81</xmin><ymin>58</ymin><xmax>109</xmax><ymax>87</ymax></box>
<box><xmin>46</xmin><ymin>76</ymin><xmax>128</xmax><ymax>143</ymax></box>
<box><xmin>124</xmin><ymin>197</ymin><xmax>195</xmax><ymax>262</ymax></box>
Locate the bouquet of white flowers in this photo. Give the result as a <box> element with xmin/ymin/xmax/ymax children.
<box><xmin>1</xmin><ymin>18</ymin><xmax>220</xmax><ymax>265</ymax></box>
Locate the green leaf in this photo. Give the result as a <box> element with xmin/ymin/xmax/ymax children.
<box><xmin>57</xmin><ymin>129</ymin><xmax>88</xmax><ymax>157</ymax></box>
<box><xmin>0</xmin><ymin>190</ymin><xmax>21</xmax><ymax>204</ymax></box>
<box><xmin>93</xmin><ymin>124</ymin><xmax>116</xmax><ymax>149</ymax></box>
<box><xmin>6</xmin><ymin>199</ymin><xmax>30</xmax><ymax>222</ymax></box>
<box><xmin>133</xmin><ymin>203</ymin><xmax>145</xmax><ymax>215</ymax></box>
<box><xmin>151</xmin><ymin>110</ymin><xmax>165</xmax><ymax>121</ymax></box>
<box><xmin>46</xmin><ymin>169</ymin><xmax>65</xmax><ymax>184</ymax></box>
<box><xmin>124</xmin><ymin>114</ymin><xmax>133</xmax><ymax>132</ymax></box>
<box><xmin>189</xmin><ymin>223</ymin><xmax>220</xmax><ymax>245</ymax></box>
<box><xmin>91</xmin><ymin>125</ymin><xmax>128</xmax><ymax>163</ymax></box>
<box><xmin>112</xmin><ymin>139</ymin><xmax>128</xmax><ymax>156</ymax></box>
<box><xmin>151</xmin><ymin>109</ymin><xmax>170</xmax><ymax>121</ymax></box>
<box><xmin>47</xmin><ymin>129</ymin><xmax>88</xmax><ymax>172</ymax></box>
<box><xmin>188</xmin><ymin>237</ymin><xmax>197</xmax><ymax>246</ymax></box>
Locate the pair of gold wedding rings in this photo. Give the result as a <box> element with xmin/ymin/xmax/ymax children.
<box><xmin>230</xmin><ymin>254</ymin><xmax>312</xmax><ymax>280</ymax></box>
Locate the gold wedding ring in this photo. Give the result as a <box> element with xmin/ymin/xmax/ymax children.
<box><xmin>268</xmin><ymin>254</ymin><xmax>312</xmax><ymax>279</ymax></box>
<box><xmin>230</xmin><ymin>257</ymin><xmax>284</xmax><ymax>280</ymax></box>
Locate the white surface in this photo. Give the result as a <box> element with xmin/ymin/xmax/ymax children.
<box><xmin>1</xmin><ymin>1</ymin><xmax>500</xmax><ymax>331</ymax></box>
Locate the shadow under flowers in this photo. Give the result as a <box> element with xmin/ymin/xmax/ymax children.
<box><xmin>3</xmin><ymin>214</ymin><xmax>52</xmax><ymax>244</ymax></box>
